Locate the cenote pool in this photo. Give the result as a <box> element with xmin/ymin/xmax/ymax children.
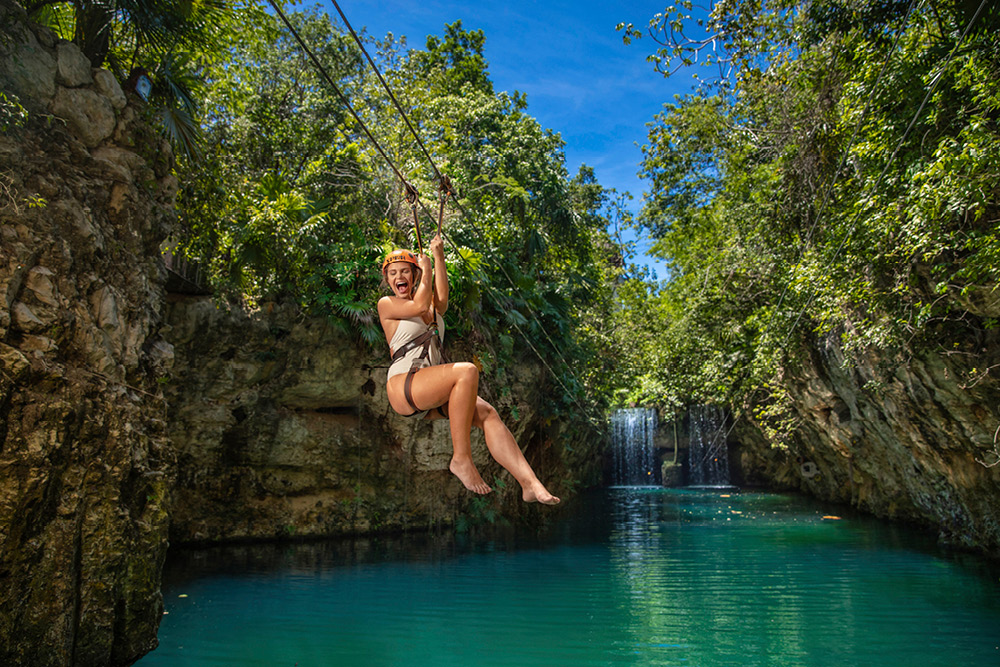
<box><xmin>137</xmin><ymin>488</ymin><xmax>1000</xmax><ymax>666</ymax></box>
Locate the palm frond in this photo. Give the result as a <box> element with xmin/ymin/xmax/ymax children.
<box><xmin>27</xmin><ymin>2</ymin><xmax>77</xmax><ymax>40</ymax></box>
<box><xmin>158</xmin><ymin>104</ymin><xmax>202</xmax><ymax>162</ymax></box>
<box><xmin>359</xmin><ymin>322</ymin><xmax>383</xmax><ymax>347</ymax></box>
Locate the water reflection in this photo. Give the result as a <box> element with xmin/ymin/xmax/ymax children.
<box><xmin>599</xmin><ymin>488</ymin><xmax>1000</xmax><ymax>666</ymax></box>
<box><xmin>140</xmin><ymin>488</ymin><xmax>1000</xmax><ymax>667</ymax></box>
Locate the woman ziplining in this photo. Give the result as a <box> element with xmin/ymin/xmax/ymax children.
<box><xmin>377</xmin><ymin>184</ymin><xmax>560</xmax><ymax>504</ymax></box>
<box><xmin>263</xmin><ymin>1</ymin><xmax>571</xmax><ymax>501</ymax></box>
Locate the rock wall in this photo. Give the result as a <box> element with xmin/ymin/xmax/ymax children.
<box><xmin>0</xmin><ymin>8</ymin><xmax>603</xmax><ymax>664</ymax></box>
<box><xmin>1</xmin><ymin>8</ymin><xmax>177</xmax><ymax>667</ymax></box>
<box><xmin>162</xmin><ymin>295</ymin><xmax>600</xmax><ymax>543</ymax></box>
<box><xmin>732</xmin><ymin>318</ymin><xmax>1000</xmax><ymax>556</ymax></box>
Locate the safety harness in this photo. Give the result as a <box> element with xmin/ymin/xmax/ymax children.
<box><xmin>391</xmin><ymin>326</ymin><xmax>444</xmax><ymax>418</ymax></box>
<box><xmin>387</xmin><ymin>177</ymin><xmax>456</xmax><ymax>418</ymax></box>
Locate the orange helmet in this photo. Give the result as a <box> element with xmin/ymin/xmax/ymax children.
<box><xmin>381</xmin><ymin>249</ymin><xmax>419</xmax><ymax>274</ymax></box>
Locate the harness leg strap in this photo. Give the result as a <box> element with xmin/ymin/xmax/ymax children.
<box><xmin>403</xmin><ymin>367</ymin><xmax>420</xmax><ymax>414</ymax></box>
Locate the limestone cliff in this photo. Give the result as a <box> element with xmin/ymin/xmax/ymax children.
<box><xmin>732</xmin><ymin>313</ymin><xmax>1000</xmax><ymax>556</ymax></box>
<box><xmin>1</xmin><ymin>8</ymin><xmax>177</xmax><ymax>667</ymax></box>
<box><xmin>162</xmin><ymin>296</ymin><xmax>599</xmax><ymax>543</ymax></box>
<box><xmin>0</xmin><ymin>8</ymin><xmax>600</xmax><ymax>665</ymax></box>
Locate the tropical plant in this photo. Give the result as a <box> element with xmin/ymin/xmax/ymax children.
<box><xmin>25</xmin><ymin>0</ymin><xmax>254</xmax><ymax>159</ymax></box>
<box><xmin>614</xmin><ymin>0</ymin><xmax>1000</xmax><ymax>434</ymax></box>
<box><xmin>169</xmin><ymin>8</ymin><xmax>622</xmax><ymax>419</ymax></box>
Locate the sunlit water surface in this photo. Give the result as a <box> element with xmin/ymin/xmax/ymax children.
<box><xmin>138</xmin><ymin>488</ymin><xmax>1000</xmax><ymax>666</ymax></box>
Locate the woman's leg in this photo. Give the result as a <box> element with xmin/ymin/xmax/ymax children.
<box><xmin>472</xmin><ymin>398</ymin><xmax>560</xmax><ymax>505</ymax></box>
<box><xmin>387</xmin><ymin>362</ymin><xmax>490</xmax><ymax>494</ymax></box>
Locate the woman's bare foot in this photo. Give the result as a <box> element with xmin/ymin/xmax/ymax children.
<box><xmin>522</xmin><ymin>479</ymin><xmax>560</xmax><ymax>505</ymax></box>
<box><xmin>449</xmin><ymin>457</ymin><xmax>491</xmax><ymax>494</ymax></box>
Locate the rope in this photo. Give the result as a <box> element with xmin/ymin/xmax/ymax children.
<box><xmin>329</xmin><ymin>0</ymin><xmax>444</xmax><ymax>183</ymax></box>
<box><xmin>438</xmin><ymin>175</ymin><xmax>455</xmax><ymax>236</ymax></box>
<box><xmin>264</xmin><ymin>0</ymin><xmax>411</xmax><ymax>197</ymax></box>
<box><xmin>267</xmin><ymin>0</ymin><xmax>445</xmax><ymax>281</ymax></box>
<box><xmin>272</xmin><ymin>0</ymin><xmax>607</xmax><ymax>428</ymax></box>
<box><xmin>402</xmin><ymin>181</ymin><xmax>424</xmax><ymax>253</ymax></box>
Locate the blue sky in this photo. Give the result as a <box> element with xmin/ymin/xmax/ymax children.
<box><xmin>318</xmin><ymin>0</ymin><xmax>700</xmax><ymax>277</ymax></box>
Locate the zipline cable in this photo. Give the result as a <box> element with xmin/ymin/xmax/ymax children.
<box><xmin>265</xmin><ymin>0</ymin><xmax>422</xmax><ymax>211</ymax></box>
<box><xmin>266</xmin><ymin>0</ymin><xmax>449</xmax><ymax>258</ymax></box>
<box><xmin>273</xmin><ymin>0</ymin><xmax>606</xmax><ymax>427</ymax></box>
<box><xmin>327</xmin><ymin>1</ymin><xmax>608</xmax><ymax>426</ymax></box>
<box><xmin>329</xmin><ymin>0</ymin><xmax>444</xmax><ymax>184</ymax></box>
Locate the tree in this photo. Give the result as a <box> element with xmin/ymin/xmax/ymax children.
<box><xmin>169</xmin><ymin>8</ymin><xmax>624</xmax><ymax>419</ymax></box>
<box><xmin>616</xmin><ymin>0</ymin><xmax>1000</xmax><ymax>426</ymax></box>
<box><xmin>27</xmin><ymin>0</ymin><xmax>252</xmax><ymax>159</ymax></box>
<box><xmin>411</xmin><ymin>20</ymin><xmax>492</xmax><ymax>96</ymax></box>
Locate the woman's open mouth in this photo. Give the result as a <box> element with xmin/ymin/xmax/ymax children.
<box><xmin>395</xmin><ymin>280</ymin><xmax>410</xmax><ymax>294</ymax></box>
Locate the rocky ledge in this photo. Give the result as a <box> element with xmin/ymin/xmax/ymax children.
<box><xmin>733</xmin><ymin>321</ymin><xmax>1000</xmax><ymax>557</ymax></box>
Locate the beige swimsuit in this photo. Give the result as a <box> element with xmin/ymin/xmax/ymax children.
<box><xmin>386</xmin><ymin>313</ymin><xmax>445</xmax><ymax>417</ymax></box>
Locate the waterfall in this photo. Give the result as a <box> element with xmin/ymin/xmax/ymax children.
<box><xmin>609</xmin><ymin>407</ymin><xmax>657</xmax><ymax>486</ymax></box>
<box><xmin>688</xmin><ymin>405</ymin><xmax>730</xmax><ymax>486</ymax></box>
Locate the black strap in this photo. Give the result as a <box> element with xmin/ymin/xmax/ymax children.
<box><xmin>391</xmin><ymin>328</ymin><xmax>437</xmax><ymax>362</ymax></box>
<box><xmin>403</xmin><ymin>367</ymin><xmax>420</xmax><ymax>415</ymax></box>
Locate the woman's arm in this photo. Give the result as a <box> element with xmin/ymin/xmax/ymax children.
<box><xmin>430</xmin><ymin>234</ymin><xmax>449</xmax><ymax>315</ymax></box>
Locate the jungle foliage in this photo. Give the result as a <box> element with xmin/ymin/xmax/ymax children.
<box><xmin>613</xmin><ymin>0</ymin><xmax>1000</xmax><ymax>437</ymax></box>
<box><xmin>29</xmin><ymin>1</ymin><xmax>995</xmax><ymax>437</ymax></box>
<box><xmin>21</xmin><ymin>1</ymin><xmax>626</xmax><ymax>423</ymax></box>
<box><xmin>140</xmin><ymin>6</ymin><xmax>626</xmax><ymax>421</ymax></box>
<box><xmin>25</xmin><ymin>0</ymin><xmax>259</xmax><ymax>159</ymax></box>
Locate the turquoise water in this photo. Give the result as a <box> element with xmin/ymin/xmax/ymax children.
<box><xmin>138</xmin><ymin>488</ymin><xmax>1000</xmax><ymax>666</ymax></box>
